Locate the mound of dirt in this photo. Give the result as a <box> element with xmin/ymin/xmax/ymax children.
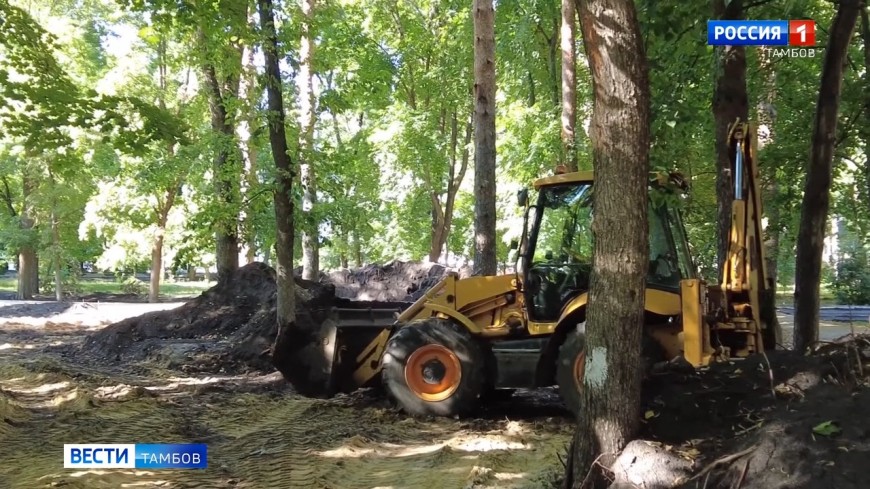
<box><xmin>605</xmin><ymin>342</ymin><xmax>870</xmax><ymax>489</ymax></box>
<box><xmin>80</xmin><ymin>263</ymin><xmax>337</xmax><ymax>375</ymax></box>
<box><xmin>327</xmin><ymin>260</ymin><xmax>457</xmax><ymax>302</ymax></box>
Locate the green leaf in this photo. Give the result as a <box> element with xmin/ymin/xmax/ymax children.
<box><xmin>813</xmin><ymin>421</ymin><xmax>841</xmax><ymax>436</ymax></box>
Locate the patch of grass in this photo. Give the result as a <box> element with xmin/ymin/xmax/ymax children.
<box><xmin>775</xmin><ymin>284</ymin><xmax>839</xmax><ymax>306</ymax></box>
<box><xmin>0</xmin><ymin>276</ymin><xmax>214</xmax><ymax>298</ymax></box>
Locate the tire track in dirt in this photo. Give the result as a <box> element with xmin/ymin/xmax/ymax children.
<box><xmin>0</xmin><ymin>361</ymin><xmax>572</xmax><ymax>488</ymax></box>
<box><xmin>0</xmin><ymin>325</ymin><xmax>572</xmax><ymax>488</ymax></box>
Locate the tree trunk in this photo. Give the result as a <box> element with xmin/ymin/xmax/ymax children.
<box><xmin>240</xmin><ymin>45</ymin><xmax>260</xmax><ymax>265</ymax></box>
<box><xmin>17</xmin><ymin>170</ymin><xmax>37</xmax><ymax>299</ymax></box>
<box><xmin>149</xmin><ymin>203</ymin><xmax>173</xmax><ymax>303</ymax></box>
<box><xmin>199</xmin><ymin>31</ymin><xmax>241</xmax><ymax>283</ymax></box>
<box><xmin>259</xmin><ymin>0</ymin><xmax>299</xmax><ymax>377</ymax></box>
<box><xmin>151</xmin><ymin>47</ymin><xmax>179</xmax><ymax>304</ymax></box>
<box><xmin>429</xmin><ymin>110</ymin><xmax>470</xmax><ymax>262</ymax></box>
<box><xmin>472</xmin><ymin>0</ymin><xmax>497</xmax><ymax>276</ymax></box>
<box><xmin>561</xmin><ymin>0</ymin><xmax>577</xmax><ymax>171</ymax></box>
<box><xmin>149</xmin><ymin>233</ymin><xmax>164</xmax><ymax>303</ymax></box>
<box><xmin>860</xmin><ymin>9</ymin><xmax>870</xmax><ymax>206</ymax></box>
<box><xmin>566</xmin><ymin>0</ymin><xmax>650</xmax><ymax>484</ymax></box>
<box><xmin>712</xmin><ymin>0</ymin><xmax>748</xmax><ymax>271</ymax></box>
<box><xmin>49</xmin><ymin>170</ymin><xmax>62</xmax><ymax>302</ymax></box>
<box><xmin>794</xmin><ymin>0</ymin><xmax>860</xmax><ymax>352</ymax></box>
<box><xmin>548</xmin><ymin>16</ymin><xmax>560</xmax><ymax>107</ymax></box>
<box><xmin>756</xmin><ymin>47</ymin><xmax>782</xmax><ymax>347</ymax></box>
<box><xmin>299</xmin><ymin>0</ymin><xmax>319</xmax><ymax>281</ymax></box>
<box><xmin>353</xmin><ymin>229</ymin><xmax>363</xmax><ymax>267</ymax></box>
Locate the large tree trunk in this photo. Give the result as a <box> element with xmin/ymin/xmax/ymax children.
<box><xmin>199</xmin><ymin>32</ymin><xmax>242</xmax><ymax>283</ymax></box>
<box><xmin>794</xmin><ymin>0</ymin><xmax>860</xmax><ymax>352</ymax></box>
<box><xmin>17</xmin><ymin>170</ymin><xmax>37</xmax><ymax>299</ymax></box>
<box><xmin>260</xmin><ymin>0</ymin><xmax>295</xmax><ymax>326</ymax></box>
<box><xmin>299</xmin><ymin>0</ymin><xmax>319</xmax><ymax>281</ymax></box>
<box><xmin>561</xmin><ymin>0</ymin><xmax>577</xmax><ymax>171</ymax></box>
<box><xmin>472</xmin><ymin>0</ymin><xmax>497</xmax><ymax>276</ymax></box>
<box><xmin>566</xmin><ymin>0</ymin><xmax>650</xmax><ymax>484</ymax></box>
<box><xmin>712</xmin><ymin>0</ymin><xmax>748</xmax><ymax>271</ymax></box>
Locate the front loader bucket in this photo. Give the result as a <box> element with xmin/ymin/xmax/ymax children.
<box><xmin>326</xmin><ymin>304</ymin><xmax>408</xmax><ymax>394</ymax></box>
<box><xmin>272</xmin><ymin>301</ymin><xmax>407</xmax><ymax>398</ymax></box>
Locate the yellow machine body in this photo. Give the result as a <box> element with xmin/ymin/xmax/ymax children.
<box><xmin>327</xmin><ymin>121</ymin><xmax>776</xmax><ymax>396</ymax></box>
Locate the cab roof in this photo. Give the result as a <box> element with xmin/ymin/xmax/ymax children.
<box><xmin>532</xmin><ymin>171</ymin><xmax>594</xmax><ymax>189</ymax></box>
<box><xmin>532</xmin><ymin>170</ymin><xmax>684</xmax><ymax>191</ymax></box>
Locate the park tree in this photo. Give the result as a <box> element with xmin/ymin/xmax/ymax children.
<box><xmin>560</xmin><ymin>0</ymin><xmax>577</xmax><ymax>171</ymax></box>
<box><xmin>196</xmin><ymin>2</ymin><xmax>248</xmax><ymax>282</ymax></box>
<box><xmin>564</xmin><ymin>0</ymin><xmax>650</xmax><ymax>484</ymax></box>
<box><xmin>472</xmin><ymin>0</ymin><xmax>497</xmax><ymax>275</ymax></box>
<box><xmin>794</xmin><ymin>0</ymin><xmax>862</xmax><ymax>351</ymax></box>
<box><xmin>299</xmin><ymin>0</ymin><xmax>319</xmax><ymax>280</ymax></box>
<box><xmin>258</xmin><ymin>0</ymin><xmax>295</xmax><ymax>331</ymax></box>
<box><xmin>712</xmin><ymin>0</ymin><xmax>748</xmax><ymax>270</ymax></box>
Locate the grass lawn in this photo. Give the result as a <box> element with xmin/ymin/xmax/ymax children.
<box><xmin>0</xmin><ymin>276</ymin><xmax>215</xmax><ymax>298</ymax></box>
<box><xmin>775</xmin><ymin>285</ymin><xmax>839</xmax><ymax>307</ymax></box>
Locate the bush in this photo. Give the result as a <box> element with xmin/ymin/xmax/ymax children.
<box><xmin>832</xmin><ymin>253</ymin><xmax>870</xmax><ymax>305</ymax></box>
<box><xmin>120</xmin><ymin>276</ymin><xmax>146</xmax><ymax>295</ymax></box>
<box><xmin>0</xmin><ymin>261</ymin><xmax>8</xmax><ymax>274</ymax></box>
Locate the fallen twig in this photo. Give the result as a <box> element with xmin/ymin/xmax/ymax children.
<box><xmin>732</xmin><ymin>459</ymin><xmax>750</xmax><ymax>489</ymax></box>
<box><xmin>701</xmin><ymin>471</ymin><xmax>712</xmax><ymax>489</ymax></box>
<box><xmin>760</xmin><ymin>351</ymin><xmax>775</xmax><ymax>397</ymax></box>
<box><xmin>849</xmin><ymin>322</ymin><xmax>864</xmax><ymax>379</ymax></box>
<box><xmin>733</xmin><ymin>421</ymin><xmax>763</xmax><ymax>437</ymax></box>
<box><xmin>689</xmin><ymin>444</ymin><xmax>759</xmax><ymax>483</ymax></box>
<box><xmin>578</xmin><ymin>452</ymin><xmax>611</xmax><ymax>489</ymax></box>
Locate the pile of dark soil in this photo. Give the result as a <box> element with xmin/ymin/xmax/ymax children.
<box><xmin>327</xmin><ymin>260</ymin><xmax>455</xmax><ymax>302</ymax></box>
<box><xmin>605</xmin><ymin>341</ymin><xmax>870</xmax><ymax>489</ymax></box>
<box><xmin>80</xmin><ymin>263</ymin><xmax>338</xmax><ymax>374</ymax></box>
<box><xmin>78</xmin><ymin>262</ymin><xmax>423</xmax><ymax>386</ymax></box>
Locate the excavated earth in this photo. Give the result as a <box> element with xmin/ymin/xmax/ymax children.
<box><xmin>1</xmin><ymin>262</ymin><xmax>869</xmax><ymax>488</ymax></box>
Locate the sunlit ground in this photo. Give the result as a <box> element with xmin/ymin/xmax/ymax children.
<box><xmin>0</xmin><ymin>277</ymin><xmax>215</xmax><ymax>297</ymax></box>
<box><xmin>0</xmin><ymin>352</ymin><xmax>571</xmax><ymax>488</ymax></box>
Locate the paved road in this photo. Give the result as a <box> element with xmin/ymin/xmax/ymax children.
<box><xmin>777</xmin><ymin>305</ymin><xmax>870</xmax><ymax>323</ymax></box>
<box><xmin>777</xmin><ymin>312</ymin><xmax>869</xmax><ymax>347</ymax></box>
<box><xmin>0</xmin><ymin>300</ymin><xmax>184</xmax><ymax>327</ymax></box>
<box><xmin>0</xmin><ymin>298</ymin><xmax>867</xmax><ymax>341</ymax></box>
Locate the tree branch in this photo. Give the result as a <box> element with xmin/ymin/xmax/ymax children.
<box><xmin>1</xmin><ymin>176</ymin><xmax>16</xmax><ymax>217</ymax></box>
<box><xmin>743</xmin><ymin>0</ymin><xmax>775</xmax><ymax>10</ymax></box>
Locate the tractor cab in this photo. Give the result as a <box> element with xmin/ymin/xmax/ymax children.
<box><xmin>518</xmin><ymin>171</ymin><xmax>695</xmax><ymax>322</ymax></box>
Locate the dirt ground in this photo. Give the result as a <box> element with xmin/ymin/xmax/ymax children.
<box><xmin>1</xmin><ymin>262</ymin><xmax>869</xmax><ymax>488</ymax></box>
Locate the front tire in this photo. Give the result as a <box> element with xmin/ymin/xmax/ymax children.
<box><xmin>556</xmin><ymin>328</ymin><xmax>586</xmax><ymax>417</ymax></box>
<box><xmin>382</xmin><ymin>318</ymin><xmax>486</xmax><ymax>417</ymax></box>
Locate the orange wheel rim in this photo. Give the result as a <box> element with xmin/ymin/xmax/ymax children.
<box><xmin>405</xmin><ymin>344</ymin><xmax>461</xmax><ymax>402</ymax></box>
<box><xmin>573</xmin><ymin>350</ymin><xmax>586</xmax><ymax>392</ymax></box>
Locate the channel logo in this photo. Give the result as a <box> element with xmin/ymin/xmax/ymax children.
<box><xmin>707</xmin><ymin>20</ymin><xmax>815</xmax><ymax>46</ymax></box>
<box><xmin>64</xmin><ymin>444</ymin><xmax>207</xmax><ymax>469</ymax></box>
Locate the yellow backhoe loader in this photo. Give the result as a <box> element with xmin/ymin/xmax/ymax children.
<box><xmin>290</xmin><ymin>121</ymin><xmax>777</xmax><ymax>416</ymax></box>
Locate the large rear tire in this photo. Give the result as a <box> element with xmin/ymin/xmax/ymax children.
<box><xmin>382</xmin><ymin>318</ymin><xmax>486</xmax><ymax>417</ymax></box>
<box><xmin>556</xmin><ymin>328</ymin><xmax>586</xmax><ymax>417</ymax></box>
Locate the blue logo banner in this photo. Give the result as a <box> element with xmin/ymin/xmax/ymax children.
<box><xmin>707</xmin><ymin>20</ymin><xmax>789</xmax><ymax>46</ymax></box>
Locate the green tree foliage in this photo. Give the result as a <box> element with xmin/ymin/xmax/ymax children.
<box><xmin>0</xmin><ymin>0</ymin><xmax>867</xmax><ymax>307</ymax></box>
